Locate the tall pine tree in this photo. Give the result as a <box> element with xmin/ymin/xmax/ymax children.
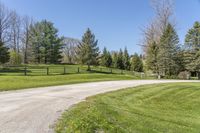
<box><xmin>117</xmin><ymin>49</ymin><xmax>124</xmax><ymax>69</ymax></box>
<box><xmin>123</xmin><ymin>47</ymin><xmax>130</xmax><ymax>70</ymax></box>
<box><xmin>146</xmin><ymin>41</ymin><xmax>159</xmax><ymax>74</ymax></box>
<box><xmin>184</xmin><ymin>21</ymin><xmax>200</xmax><ymax>78</ymax></box>
<box><xmin>112</xmin><ymin>51</ymin><xmax>118</xmax><ymax>68</ymax></box>
<box><xmin>101</xmin><ymin>47</ymin><xmax>112</xmax><ymax>67</ymax></box>
<box><xmin>158</xmin><ymin>24</ymin><xmax>182</xmax><ymax>76</ymax></box>
<box><xmin>30</xmin><ymin>20</ymin><xmax>63</xmax><ymax>64</ymax></box>
<box><xmin>76</xmin><ymin>28</ymin><xmax>100</xmax><ymax>71</ymax></box>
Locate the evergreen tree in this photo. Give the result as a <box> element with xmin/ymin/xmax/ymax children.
<box><xmin>0</xmin><ymin>41</ymin><xmax>9</xmax><ymax>64</ymax></box>
<box><xmin>106</xmin><ymin>51</ymin><xmax>112</xmax><ymax>67</ymax></box>
<box><xmin>112</xmin><ymin>51</ymin><xmax>118</xmax><ymax>68</ymax></box>
<box><xmin>116</xmin><ymin>49</ymin><xmax>124</xmax><ymax>69</ymax></box>
<box><xmin>146</xmin><ymin>41</ymin><xmax>159</xmax><ymax>74</ymax></box>
<box><xmin>101</xmin><ymin>47</ymin><xmax>112</xmax><ymax>67</ymax></box>
<box><xmin>184</xmin><ymin>21</ymin><xmax>200</xmax><ymax>78</ymax></box>
<box><xmin>158</xmin><ymin>24</ymin><xmax>182</xmax><ymax>76</ymax></box>
<box><xmin>76</xmin><ymin>28</ymin><xmax>100</xmax><ymax>71</ymax></box>
<box><xmin>123</xmin><ymin>47</ymin><xmax>131</xmax><ymax>70</ymax></box>
<box><xmin>30</xmin><ymin>20</ymin><xmax>63</xmax><ymax>64</ymax></box>
<box><xmin>30</xmin><ymin>22</ymin><xmax>43</xmax><ymax>63</ymax></box>
<box><xmin>131</xmin><ymin>53</ymin><xmax>143</xmax><ymax>72</ymax></box>
<box><xmin>100</xmin><ymin>47</ymin><xmax>108</xmax><ymax>66</ymax></box>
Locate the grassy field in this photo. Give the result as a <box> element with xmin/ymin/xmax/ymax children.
<box><xmin>55</xmin><ymin>83</ymin><xmax>200</xmax><ymax>133</ymax></box>
<box><xmin>0</xmin><ymin>74</ymin><xmax>137</xmax><ymax>91</ymax></box>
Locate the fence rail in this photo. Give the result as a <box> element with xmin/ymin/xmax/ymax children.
<box><xmin>0</xmin><ymin>65</ymin><xmax>155</xmax><ymax>78</ymax></box>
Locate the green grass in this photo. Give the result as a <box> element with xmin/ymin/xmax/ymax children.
<box><xmin>55</xmin><ymin>83</ymin><xmax>200</xmax><ymax>133</ymax></box>
<box><xmin>0</xmin><ymin>64</ymin><xmax>154</xmax><ymax>91</ymax></box>
<box><xmin>0</xmin><ymin>73</ymin><xmax>136</xmax><ymax>91</ymax></box>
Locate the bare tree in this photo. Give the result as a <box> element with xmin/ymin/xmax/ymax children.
<box><xmin>10</xmin><ymin>10</ymin><xmax>22</xmax><ymax>52</ymax></box>
<box><xmin>151</xmin><ymin>0</ymin><xmax>175</xmax><ymax>39</ymax></box>
<box><xmin>142</xmin><ymin>0</ymin><xmax>175</xmax><ymax>78</ymax></box>
<box><xmin>0</xmin><ymin>2</ymin><xmax>11</xmax><ymax>43</ymax></box>
<box><xmin>62</xmin><ymin>37</ymin><xmax>80</xmax><ymax>64</ymax></box>
<box><xmin>21</xmin><ymin>16</ymin><xmax>34</xmax><ymax>64</ymax></box>
<box><xmin>143</xmin><ymin>0</ymin><xmax>175</xmax><ymax>49</ymax></box>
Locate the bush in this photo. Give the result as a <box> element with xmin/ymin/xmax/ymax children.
<box><xmin>9</xmin><ymin>51</ymin><xmax>22</xmax><ymax>65</ymax></box>
<box><xmin>164</xmin><ymin>75</ymin><xmax>178</xmax><ymax>79</ymax></box>
<box><xmin>178</xmin><ymin>71</ymin><xmax>190</xmax><ymax>80</ymax></box>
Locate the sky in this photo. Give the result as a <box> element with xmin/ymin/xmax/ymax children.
<box><xmin>1</xmin><ymin>0</ymin><xmax>200</xmax><ymax>54</ymax></box>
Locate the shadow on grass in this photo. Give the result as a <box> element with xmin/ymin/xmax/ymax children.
<box><xmin>0</xmin><ymin>68</ymin><xmax>31</xmax><ymax>73</ymax></box>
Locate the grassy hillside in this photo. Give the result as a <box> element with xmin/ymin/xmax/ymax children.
<box><xmin>55</xmin><ymin>83</ymin><xmax>200</xmax><ymax>133</ymax></box>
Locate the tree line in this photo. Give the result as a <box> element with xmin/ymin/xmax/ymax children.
<box><xmin>77</xmin><ymin>28</ymin><xmax>143</xmax><ymax>71</ymax></box>
<box><xmin>143</xmin><ymin>0</ymin><xmax>200</xmax><ymax>79</ymax></box>
<box><xmin>0</xmin><ymin>2</ymin><xmax>143</xmax><ymax>72</ymax></box>
<box><xmin>1</xmin><ymin>0</ymin><xmax>200</xmax><ymax>79</ymax></box>
<box><xmin>0</xmin><ymin>2</ymin><xmax>63</xmax><ymax>65</ymax></box>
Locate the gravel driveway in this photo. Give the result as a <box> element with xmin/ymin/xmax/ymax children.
<box><xmin>0</xmin><ymin>80</ymin><xmax>199</xmax><ymax>133</ymax></box>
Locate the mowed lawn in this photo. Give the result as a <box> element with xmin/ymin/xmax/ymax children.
<box><xmin>0</xmin><ymin>74</ymin><xmax>136</xmax><ymax>91</ymax></box>
<box><xmin>0</xmin><ymin>64</ymin><xmax>148</xmax><ymax>91</ymax></box>
<box><xmin>56</xmin><ymin>83</ymin><xmax>200</xmax><ymax>133</ymax></box>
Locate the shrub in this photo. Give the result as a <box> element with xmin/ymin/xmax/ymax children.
<box><xmin>178</xmin><ymin>71</ymin><xmax>190</xmax><ymax>80</ymax></box>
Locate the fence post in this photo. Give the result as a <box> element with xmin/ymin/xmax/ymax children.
<box><xmin>24</xmin><ymin>66</ymin><xmax>27</xmax><ymax>76</ymax></box>
<box><xmin>64</xmin><ymin>67</ymin><xmax>66</xmax><ymax>75</ymax></box>
<box><xmin>77</xmin><ymin>67</ymin><xmax>80</xmax><ymax>73</ymax></box>
<box><xmin>121</xmin><ymin>70</ymin><xmax>123</xmax><ymax>75</ymax></box>
<box><xmin>47</xmin><ymin>67</ymin><xmax>49</xmax><ymax>75</ymax></box>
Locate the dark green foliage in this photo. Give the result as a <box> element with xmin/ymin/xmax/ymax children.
<box><xmin>145</xmin><ymin>23</ymin><xmax>184</xmax><ymax>77</ymax></box>
<box><xmin>158</xmin><ymin>24</ymin><xmax>182</xmax><ymax>76</ymax></box>
<box><xmin>0</xmin><ymin>41</ymin><xmax>9</xmax><ymax>64</ymax></box>
<box><xmin>146</xmin><ymin>41</ymin><xmax>159</xmax><ymax>74</ymax></box>
<box><xmin>111</xmin><ymin>51</ymin><xmax>118</xmax><ymax>68</ymax></box>
<box><xmin>76</xmin><ymin>28</ymin><xmax>100</xmax><ymax>70</ymax></box>
<box><xmin>123</xmin><ymin>47</ymin><xmax>131</xmax><ymax>70</ymax></box>
<box><xmin>184</xmin><ymin>21</ymin><xmax>200</xmax><ymax>73</ymax></box>
<box><xmin>131</xmin><ymin>53</ymin><xmax>143</xmax><ymax>72</ymax></box>
<box><xmin>116</xmin><ymin>49</ymin><xmax>124</xmax><ymax>69</ymax></box>
<box><xmin>100</xmin><ymin>47</ymin><xmax>112</xmax><ymax>67</ymax></box>
<box><xmin>30</xmin><ymin>20</ymin><xmax>63</xmax><ymax>64</ymax></box>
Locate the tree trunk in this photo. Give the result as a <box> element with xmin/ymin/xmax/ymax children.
<box><xmin>197</xmin><ymin>72</ymin><xmax>200</xmax><ymax>80</ymax></box>
<box><xmin>87</xmin><ymin>64</ymin><xmax>91</xmax><ymax>71</ymax></box>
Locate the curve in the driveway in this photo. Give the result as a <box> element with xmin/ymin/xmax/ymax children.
<box><xmin>0</xmin><ymin>80</ymin><xmax>199</xmax><ymax>133</ymax></box>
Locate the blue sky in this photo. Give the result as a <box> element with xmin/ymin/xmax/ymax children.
<box><xmin>1</xmin><ymin>0</ymin><xmax>200</xmax><ymax>54</ymax></box>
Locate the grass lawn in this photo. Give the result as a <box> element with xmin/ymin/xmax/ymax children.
<box><xmin>0</xmin><ymin>64</ymin><xmax>152</xmax><ymax>91</ymax></box>
<box><xmin>0</xmin><ymin>73</ymin><xmax>136</xmax><ymax>91</ymax></box>
<box><xmin>55</xmin><ymin>83</ymin><xmax>200</xmax><ymax>133</ymax></box>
